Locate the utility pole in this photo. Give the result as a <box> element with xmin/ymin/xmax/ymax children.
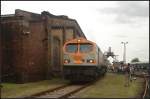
<box><xmin>121</xmin><ymin>42</ymin><xmax>128</xmax><ymax>64</ymax></box>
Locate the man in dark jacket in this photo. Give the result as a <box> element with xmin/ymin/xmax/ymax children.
<box><xmin>124</xmin><ymin>63</ymin><xmax>131</xmax><ymax>87</ymax></box>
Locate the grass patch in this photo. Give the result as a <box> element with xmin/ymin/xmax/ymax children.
<box><xmin>1</xmin><ymin>78</ymin><xmax>69</xmax><ymax>98</ymax></box>
<box><xmin>77</xmin><ymin>73</ymin><xmax>144</xmax><ymax>98</ymax></box>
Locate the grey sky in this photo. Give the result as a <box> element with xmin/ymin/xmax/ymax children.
<box><xmin>1</xmin><ymin>1</ymin><xmax>149</xmax><ymax>63</ymax></box>
<box><xmin>100</xmin><ymin>1</ymin><xmax>149</xmax><ymax>23</ymax></box>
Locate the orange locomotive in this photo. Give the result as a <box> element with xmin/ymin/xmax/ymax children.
<box><xmin>63</xmin><ymin>37</ymin><xmax>107</xmax><ymax>82</ymax></box>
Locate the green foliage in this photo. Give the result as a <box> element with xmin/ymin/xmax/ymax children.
<box><xmin>131</xmin><ymin>58</ymin><xmax>140</xmax><ymax>63</ymax></box>
<box><xmin>76</xmin><ymin>73</ymin><xmax>144</xmax><ymax>98</ymax></box>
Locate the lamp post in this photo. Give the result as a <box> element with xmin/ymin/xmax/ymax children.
<box><xmin>121</xmin><ymin>42</ymin><xmax>128</xmax><ymax>64</ymax></box>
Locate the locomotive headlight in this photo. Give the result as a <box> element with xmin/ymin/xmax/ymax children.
<box><xmin>89</xmin><ymin>59</ymin><xmax>93</xmax><ymax>63</ymax></box>
<box><xmin>87</xmin><ymin>59</ymin><xmax>95</xmax><ymax>63</ymax></box>
<box><xmin>64</xmin><ymin>59</ymin><xmax>70</xmax><ymax>64</ymax></box>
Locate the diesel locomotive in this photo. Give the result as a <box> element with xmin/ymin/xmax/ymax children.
<box><xmin>63</xmin><ymin>38</ymin><xmax>108</xmax><ymax>82</ymax></box>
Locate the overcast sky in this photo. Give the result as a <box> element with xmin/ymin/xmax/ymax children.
<box><xmin>1</xmin><ymin>1</ymin><xmax>149</xmax><ymax>63</ymax></box>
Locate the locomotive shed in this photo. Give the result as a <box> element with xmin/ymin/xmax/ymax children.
<box><xmin>1</xmin><ymin>9</ymin><xmax>86</xmax><ymax>83</ymax></box>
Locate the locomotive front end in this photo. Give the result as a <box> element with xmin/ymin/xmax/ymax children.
<box><xmin>63</xmin><ymin>38</ymin><xmax>98</xmax><ymax>82</ymax></box>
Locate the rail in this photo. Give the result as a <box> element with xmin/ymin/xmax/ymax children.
<box><xmin>142</xmin><ymin>75</ymin><xmax>149</xmax><ymax>99</ymax></box>
<box><xmin>25</xmin><ymin>77</ymin><xmax>102</xmax><ymax>98</ymax></box>
<box><xmin>133</xmin><ymin>73</ymin><xmax>150</xmax><ymax>99</ymax></box>
<box><xmin>59</xmin><ymin>82</ymin><xmax>92</xmax><ymax>98</ymax></box>
<box><xmin>31</xmin><ymin>83</ymin><xmax>93</xmax><ymax>98</ymax></box>
<box><xmin>23</xmin><ymin>84</ymin><xmax>69</xmax><ymax>98</ymax></box>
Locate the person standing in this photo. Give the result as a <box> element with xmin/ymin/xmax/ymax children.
<box><xmin>129</xmin><ymin>63</ymin><xmax>133</xmax><ymax>82</ymax></box>
<box><xmin>124</xmin><ymin>63</ymin><xmax>131</xmax><ymax>87</ymax></box>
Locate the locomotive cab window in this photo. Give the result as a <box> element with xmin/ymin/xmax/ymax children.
<box><xmin>66</xmin><ymin>43</ymin><xmax>78</xmax><ymax>53</ymax></box>
<box><xmin>80</xmin><ymin>43</ymin><xmax>93</xmax><ymax>53</ymax></box>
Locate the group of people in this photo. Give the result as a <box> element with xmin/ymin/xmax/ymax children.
<box><xmin>108</xmin><ymin>63</ymin><xmax>135</xmax><ymax>87</ymax></box>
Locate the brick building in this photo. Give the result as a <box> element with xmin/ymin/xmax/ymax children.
<box><xmin>1</xmin><ymin>9</ymin><xmax>86</xmax><ymax>83</ymax></box>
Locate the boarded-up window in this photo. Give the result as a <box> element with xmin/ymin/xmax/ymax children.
<box><xmin>51</xmin><ymin>28</ymin><xmax>63</xmax><ymax>73</ymax></box>
<box><xmin>65</xmin><ymin>29</ymin><xmax>74</xmax><ymax>41</ymax></box>
<box><xmin>22</xmin><ymin>20</ymin><xmax>30</xmax><ymax>35</ymax></box>
<box><xmin>52</xmin><ymin>37</ymin><xmax>60</xmax><ymax>71</ymax></box>
<box><xmin>51</xmin><ymin>29</ymin><xmax>63</xmax><ymax>41</ymax></box>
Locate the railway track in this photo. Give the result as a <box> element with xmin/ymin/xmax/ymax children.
<box><xmin>22</xmin><ymin>84</ymin><xmax>69</xmax><ymax>98</ymax></box>
<box><xmin>142</xmin><ymin>75</ymin><xmax>149</xmax><ymax>99</ymax></box>
<box><xmin>133</xmin><ymin>73</ymin><xmax>150</xmax><ymax>99</ymax></box>
<box><xmin>25</xmin><ymin>78</ymin><xmax>101</xmax><ymax>98</ymax></box>
<box><xmin>35</xmin><ymin>84</ymin><xmax>88</xmax><ymax>98</ymax></box>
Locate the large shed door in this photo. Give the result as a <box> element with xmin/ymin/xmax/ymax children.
<box><xmin>52</xmin><ymin>37</ymin><xmax>61</xmax><ymax>72</ymax></box>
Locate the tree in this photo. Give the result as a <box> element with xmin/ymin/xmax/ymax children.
<box><xmin>131</xmin><ymin>58</ymin><xmax>140</xmax><ymax>63</ymax></box>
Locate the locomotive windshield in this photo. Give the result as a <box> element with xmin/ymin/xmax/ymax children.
<box><xmin>66</xmin><ymin>43</ymin><xmax>93</xmax><ymax>53</ymax></box>
<box><xmin>80</xmin><ymin>43</ymin><xmax>93</xmax><ymax>53</ymax></box>
<box><xmin>66</xmin><ymin>43</ymin><xmax>78</xmax><ymax>53</ymax></box>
